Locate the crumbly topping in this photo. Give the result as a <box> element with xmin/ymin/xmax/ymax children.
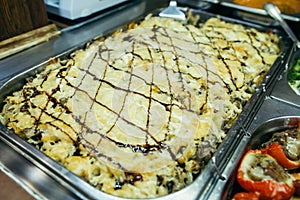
<box><xmin>0</xmin><ymin>16</ymin><xmax>279</xmax><ymax>198</ymax></box>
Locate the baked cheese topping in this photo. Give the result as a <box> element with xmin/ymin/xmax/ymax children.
<box><xmin>0</xmin><ymin>16</ymin><xmax>279</xmax><ymax>198</ymax></box>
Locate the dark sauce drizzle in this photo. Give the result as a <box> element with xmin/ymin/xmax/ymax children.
<box><xmin>10</xmin><ymin>18</ymin><xmax>275</xmax><ymax>190</ymax></box>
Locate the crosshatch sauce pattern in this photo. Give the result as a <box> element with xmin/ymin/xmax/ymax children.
<box><xmin>0</xmin><ymin>16</ymin><xmax>280</xmax><ymax>198</ymax></box>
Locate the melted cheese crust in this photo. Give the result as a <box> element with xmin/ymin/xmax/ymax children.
<box><xmin>0</xmin><ymin>16</ymin><xmax>279</xmax><ymax>198</ymax></box>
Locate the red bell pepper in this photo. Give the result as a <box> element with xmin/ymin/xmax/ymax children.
<box><xmin>291</xmin><ymin>173</ymin><xmax>300</xmax><ymax>196</ymax></box>
<box><xmin>237</xmin><ymin>149</ymin><xmax>296</xmax><ymax>200</ymax></box>
<box><xmin>233</xmin><ymin>192</ymin><xmax>260</xmax><ymax>200</ymax></box>
<box><xmin>262</xmin><ymin>142</ymin><xmax>300</xmax><ymax>170</ymax></box>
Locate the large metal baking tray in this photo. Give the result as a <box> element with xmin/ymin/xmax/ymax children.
<box><xmin>0</xmin><ymin>4</ymin><xmax>294</xmax><ymax>200</ymax></box>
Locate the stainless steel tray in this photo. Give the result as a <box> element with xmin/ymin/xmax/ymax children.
<box><xmin>271</xmin><ymin>45</ymin><xmax>300</xmax><ymax>108</ymax></box>
<box><xmin>0</xmin><ymin>3</ymin><xmax>294</xmax><ymax>200</ymax></box>
<box><xmin>210</xmin><ymin>115</ymin><xmax>300</xmax><ymax>199</ymax></box>
<box><xmin>218</xmin><ymin>0</ymin><xmax>300</xmax><ymax>22</ymax></box>
<box><xmin>207</xmin><ymin>50</ymin><xmax>300</xmax><ymax>199</ymax></box>
<box><xmin>178</xmin><ymin>0</ymin><xmax>300</xmax><ymax>22</ymax></box>
<box><xmin>177</xmin><ymin>0</ymin><xmax>300</xmax><ymax>34</ymax></box>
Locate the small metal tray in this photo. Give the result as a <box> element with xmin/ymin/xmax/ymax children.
<box><xmin>0</xmin><ymin>5</ymin><xmax>294</xmax><ymax>200</ymax></box>
<box><xmin>178</xmin><ymin>0</ymin><xmax>300</xmax><ymax>22</ymax></box>
<box><xmin>206</xmin><ymin>55</ymin><xmax>300</xmax><ymax>199</ymax></box>
<box><xmin>271</xmin><ymin>45</ymin><xmax>300</xmax><ymax>108</ymax></box>
<box><xmin>218</xmin><ymin>0</ymin><xmax>300</xmax><ymax>22</ymax></box>
<box><xmin>211</xmin><ymin>115</ymin><xmax>300</xmax><ymax>199</ymax></box>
